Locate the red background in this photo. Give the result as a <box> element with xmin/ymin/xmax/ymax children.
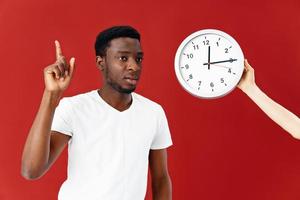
<box><xmin>1</xmin><ymin>0</ymin><xmax>300</xmax><ymax>199</ymax></box>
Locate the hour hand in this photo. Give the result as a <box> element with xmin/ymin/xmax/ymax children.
<box><xmin>208</xmin><ymin>46</ymin><xmax>210</xmax><ymax>70</ymax></box>
<box><xmin>203</xmin><ymin>58</ymin><xmax>237</xmax><ymax>65</ymax></box>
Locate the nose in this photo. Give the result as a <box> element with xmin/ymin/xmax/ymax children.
<box><xmin>128</xmin><ymin>59</ymin><xmax>141</xmax><ymax>71</ymax></box>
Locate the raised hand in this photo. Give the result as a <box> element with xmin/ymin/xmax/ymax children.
<box><xmin>43</xmin><ymin>40</ymin><xmax>75</xmax><ymax>95</ymax></box>
<box><xmin>21</xmin><ymin>40</ymin><xmax>75</xmax><ymax>180</ymax></box>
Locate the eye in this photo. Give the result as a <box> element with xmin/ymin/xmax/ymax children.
<box><xmin>119</xmin><ymin>56</ymin><xmax>128</xmax><ymax>62</ymax></box>
<box><xmin>136</xmin><ymin>57</ymin><xmax>143</xmax><ymax>63</ymax></box>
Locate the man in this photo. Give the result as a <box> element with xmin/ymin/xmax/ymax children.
<box><xmin>21</xmin><ymin>26</ymin><xmax>173</xmax><ymax>200</ymax></box>
<box><xmin>238</xmin><ymin>59</ymin><xmax>300</xmax><ymax>139</ymax></box>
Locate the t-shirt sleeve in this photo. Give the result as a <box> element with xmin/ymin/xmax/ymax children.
<box><xmin>150</xmin><ymin>106</ymin><xmax>173</xmax><ymax>150</ymax></box>
<box><xmin>51</xmin><ymin>98</ymin><xmax>73</xmax><ymax>136</ymax></box>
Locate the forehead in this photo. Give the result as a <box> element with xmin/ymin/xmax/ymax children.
<box><xmin>107</xmin><ymin>37</ymin><xmax>142</xmax><ymax>53</ymax></box>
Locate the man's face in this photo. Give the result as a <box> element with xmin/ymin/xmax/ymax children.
<box><xmin>100</xmin><ymin>37</ymin><xmax>143</xmax><ymax>94</ymax></box>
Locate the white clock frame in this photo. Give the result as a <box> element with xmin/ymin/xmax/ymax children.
<box><xmin>174</xmin><ymin>29</ymin><xmax>244</xmax><ymax>99</ymax></box>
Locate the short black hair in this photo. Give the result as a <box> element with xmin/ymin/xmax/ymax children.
<box><xmin>95</xmin><ymin>26</ymin><xmax>141</xmax><ymax>57</ymax></box>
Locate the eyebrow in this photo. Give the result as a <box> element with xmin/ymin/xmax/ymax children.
<box><xmin>117</xmin><ymin>51</ymin><xmax>144</xmax><ymax>55</ymax></box>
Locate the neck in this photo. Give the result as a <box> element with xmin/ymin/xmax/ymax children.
<box><xmin>98</xmin><ymin>85</ymin><xmax>133</xmax><ymax>112</ymax></box>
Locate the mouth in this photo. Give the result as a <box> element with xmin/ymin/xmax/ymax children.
<box><xmin>124</xmin><ymin>77</ymin><xmax>139</xmax><ymax>85</ymax></box>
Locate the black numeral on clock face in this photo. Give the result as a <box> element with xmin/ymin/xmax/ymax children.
<box><xmin>189</xmin><ymin>74</ymin><xmax>193</xmax><ymax>79</ymax></box>
<box><xmin>225</xmin><ymin>46</ymin><xmax>232</xmax><ymax>53</ymax></box>
<box><xmin>186</xmin><ymin>74</ymin><xmax>193</xmax><ymax>82</ymax></box>
<box><xmin>198</xmin><ymin>81</ymin><xmax>202</xmax><ymax>90</ymax></box>
<box><xmin>181</xmin><ymin>64</ymin><xmax>189</xmax><ymax>70</ymax></box>
<box><xmin>210</xmin><ymin>82</ymin><xmax>214</xmax><ymax>92</ymax></box>
<box><xmin>203</xmin><ymin>40</ymin><xmax>209</xmax><ymax>45</ymax></box>
<box><xmin>228</xmin><ymin>68</ymin><xmax>236</xmax><ymax>75</ymax></box>
<box><xmin>220</xmin><ymin>78</ymin><xmax>227</xmax><ymax>86</ymax></box>
<box><xmin>187</xmin><ymin>53</ymin><xmax>193</xmax><ymax>59</ymax></box>
<box><xmin>216</xmin><ymin>38</ymin><xmax>221</xmax><ymax>46</ymax></box>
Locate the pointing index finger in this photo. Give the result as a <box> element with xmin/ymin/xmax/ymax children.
<box><xmin>55</xmin><ymin>40</ymin><xmax>63</xmax><ymax>60</ymax></box>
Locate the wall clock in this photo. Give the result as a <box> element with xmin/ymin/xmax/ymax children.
<box><xmin>174</xmin><ymin>29</ymin><xmax>244</xmax><ymax>99</ymax></box>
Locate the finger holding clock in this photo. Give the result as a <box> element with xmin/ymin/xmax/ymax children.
<box><xmin>237</xmin><ymin>59</ymin><xmax>256</xmax><ymax>92</ymax></box>
<box><xmin>242</xmin><ymin>59</ymin><xmax>255</xmax><ymax>79</ymax></box>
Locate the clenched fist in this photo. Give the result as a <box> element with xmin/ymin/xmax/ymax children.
<box><xmin>44</xmin><ymin>40</ymin><xmax>75</xmax><ymax>95</ymax></box>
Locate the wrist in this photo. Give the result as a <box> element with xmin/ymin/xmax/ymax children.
<box><xmin>42</xmin><ymin>90</ymin><xmax>62</xmax><ymax>108</ymax></box>
<box><xmin>243</xmin><ymin>83</ymin><xmax>260</xmax><ymax>98</ymax></box>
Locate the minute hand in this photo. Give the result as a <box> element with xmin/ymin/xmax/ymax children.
<box><xmin>203</xmin><ymin>58</ymin><xmax>237</xmax><ymax>65</ymax></box>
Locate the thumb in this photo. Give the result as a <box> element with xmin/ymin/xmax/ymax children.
<box><xmin>244</xmin><ymin>59</ymin><xmax>253</xmax><ymax>71</ymax></box>
<box><xmin>68</xmin><ymin>57</ymin><xmax>76</xmax><ymax>78</ymax></box>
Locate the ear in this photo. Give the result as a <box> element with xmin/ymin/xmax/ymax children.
<box><xmin>96</xmin><ymin>56</ymin><xmax>105</xmax><ymax>71</ymax></box>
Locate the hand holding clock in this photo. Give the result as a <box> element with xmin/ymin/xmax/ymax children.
<box><xmin>238</xmin><ymin>59</ymin><xmax>300</xmax><ymax>139</ymax></box>
<box><xmin>237</xmin><ymin>59</ymin><xmax>255</xmax><ymax>92</ymax></box>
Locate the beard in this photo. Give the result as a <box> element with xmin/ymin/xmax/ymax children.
<box><xmin>104</xmin><ymin>63</ymin><xmax>138</xmax><ymax>94</ymax></box>
<box><xmin>106</xmin><ymin>72</ymin><xmax>136</xmax><ymax>94</ymax></box>
<box><xmin>109</xmin><ymin>80</ymin><xmax>136</xmax><ymax>94</ymax></box>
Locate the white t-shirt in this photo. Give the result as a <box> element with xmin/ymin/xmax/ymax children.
<box><xmin>51</xmin><ymin>90</ymin><xmax>172</xmax><ymax>200</ymax></box>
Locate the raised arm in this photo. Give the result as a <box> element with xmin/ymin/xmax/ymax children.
<box><xmin>21</xmin><ymin>41</ymin><xmax>75</xmax><ymax>180</ymax></box>
<box><xmin>238</xmin><ymin>59</ymin><xmax>300</xmax><ymax>139</ymax></box>
<box><xmin>149</xmin><ymin>149</ymin><xmax>172</xmax><ymax>200</ymax></box>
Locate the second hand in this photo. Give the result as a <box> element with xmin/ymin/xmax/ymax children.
<box><xmin>210</xmin><ymin>64</ymin><xmax>231</xmax><ymax>69</ymax></box>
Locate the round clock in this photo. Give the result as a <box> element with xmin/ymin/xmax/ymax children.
<box><xmin>174</xmin><ymin>29</ymin><xmax>244</xmax><ymax>99</ymax></box>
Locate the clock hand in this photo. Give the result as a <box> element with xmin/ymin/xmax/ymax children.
<box><xmin>203</xmin><ymin>58</ymin><xmax>237</xmax><ymax>65</ymax></box>
<box><xmin>208</xmin><ymin>46</ymin><xmax>211</xmax><ymax>70</ymax></box>
<box><xmin>210</xmin><ymin>63</ymin><xmax>231</xmax><ymax>69</ymax></box>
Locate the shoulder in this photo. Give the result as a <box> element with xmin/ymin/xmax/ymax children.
<box><xmin>59</xmin><ymin>90</ymin><xmax>97</xmax><ymax>108</ymax></box>
<box><xmin>133</xmin><ymin>93</ymin><xmax>165</xmax><ymax>114</ymax></box>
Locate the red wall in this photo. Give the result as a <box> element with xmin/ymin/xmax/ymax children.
<box><xmin>1</xmin><ymin>0</ymin><xmax>300</xmax><ymax>199</ymax></box>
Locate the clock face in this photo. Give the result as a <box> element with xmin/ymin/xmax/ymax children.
<box><xmin>174</xmin><ymin>29</ymin><xmax>244</xmax><ymax>99</ymax></box>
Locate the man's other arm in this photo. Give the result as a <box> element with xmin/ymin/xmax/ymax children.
<box><xmin>149</xmin><ymin>149</ymin><xmax>172</xmax><ymax>200</ymax></box>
